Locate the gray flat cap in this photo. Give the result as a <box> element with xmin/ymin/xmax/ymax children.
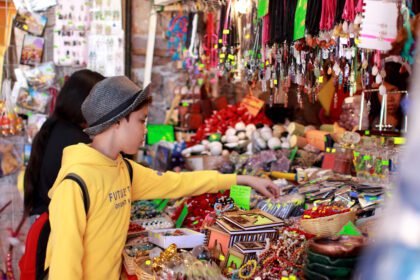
<box><xmin>82</xmin><ymin>76</ymin><xmax>150</xmax><ymax>136</ymax></box>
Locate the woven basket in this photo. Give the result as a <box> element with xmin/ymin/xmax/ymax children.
<box><xmin>301</xmin><ymin>210</ymin><xmax>356</xmax><ymax>237</ymax></box>
<box><xmin>122</xmin><ymin>251</ymin><xmax>137</xmax><ymax>275</ymax></box>
<box><xmin>135</xmin><ymin>265</ymin><xmax>155</xmax><ymax>280</ymax></box>
<box><xmin>122</xmin><ymin>251</ymin><xmax>150</xmax><ymax>276</ymax></box>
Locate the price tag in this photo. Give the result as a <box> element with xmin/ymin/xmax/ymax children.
<box><xmin>223</xmin><ymin>29</ymin><xmax>230</xmax><ymax>35</ymax></box>
<box><xmin>394</xmin><ymin>137</ymin><xmax>406</xmax><ymax>145</ymax></box>
<box><xmin>230</xmin><ymin>185</ymin><xmax>251</xmax><ymax>210</ymax></box>
<box><xmin>382</xmin><ymin>160</ymin><xmax>389</xmax><ymax>166</ymax></box>
<box><xmin>241</xmin><ymin>95</ymin><xmax>265</xmax><ymax>117</ymax></box>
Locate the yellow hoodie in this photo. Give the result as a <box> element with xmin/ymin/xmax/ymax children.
<box><xmin>45</xmin><ymin>143</ymin><xmax>236</xmax><ymax>280</ymax></box>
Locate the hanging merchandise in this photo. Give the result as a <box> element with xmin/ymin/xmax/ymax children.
<box><xmin>166</xmin><ymin>14</ymin><xmax>189</xmax><ymax>61</ymax></box>
<box><xmin>305</xmin><ymin>0</ymin><xmax>322</xmax><ymax>37</ymax></box>
<box><xmin>20</xmin><ymin>34</ymin><xmax>44</xmax><ymax>66</ymax></box>
<box><xmin>14</xmin><ymin>9</ymin><xmax>47</xmax><ymax>36</ymax></box>
<box><xmin>293</xmin><ymin>0</ymin><xmax>308</xmax><ymax>41</ymax></box>
<box><xmin>13</xmin><ymin>0</ymin><xmax>57</xmax><ymax>12</ymax></box>
<box><xmin>87</xmin><ymin>0</ymin><xmax>125</xmax><ymax>76</ymax></box>
<box><xmin>53</xmin><ymin>0</ymin><xmax>89</xmax><ymax>66</ymax></box>
<box><xmin>358</xmin><ymin>0</ymin><xmax>399</xmax><ymax>51</ymax></box>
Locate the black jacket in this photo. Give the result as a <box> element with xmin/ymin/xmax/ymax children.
<box><xmin>31</xmin><ymin>120</ymin><xmax>90</xmax><ymax>215</ymax></box>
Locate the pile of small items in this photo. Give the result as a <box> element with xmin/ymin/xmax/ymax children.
<box><xmin>171</xmin><ymin>191</ymin><xmax>231</xmax><ymax>231</ymax></box>
<box><xmin>190</xmin><ymin>104</ymin><xmax>272</xmax><ymax>146</ymax></box>
<box><xmin>254</xmin><ymin>228</ymin><xmax>309</xmax><ymax>280</ymax></box>
<box><xmin>302</xmin><ymin>205</ymin><xmax>351</xmax><ymax>219</ymax></box>
<box><xmin>131</xmin><ymin>200</ymin><xmax>173</xmax><ymax>231</ymax></box>
<box><xmin>139</xmin><ymin>244</ymin><xmax>225</xmax><ymax>280</ymax></box>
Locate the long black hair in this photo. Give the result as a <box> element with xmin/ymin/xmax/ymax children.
<box><xmin>369</xmin><ymin>61</ymin><xmax>409</xmax><ymax>130</ymax></box>
<box><xmin>23</xmin><ymin>70</ymin><xmax>105</xmax><ymax>215</ymax></box>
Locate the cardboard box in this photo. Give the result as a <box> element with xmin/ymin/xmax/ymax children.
<box><xmin>148</xmin><ymin>228</ymin><xmax>205</xmax><ymax>249</ymax></box>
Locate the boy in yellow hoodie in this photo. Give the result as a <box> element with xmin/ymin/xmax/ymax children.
<box><xmin>44</xmin><ymin>76</ymin><xmax>279</xmax><ymax>279</ymax></box>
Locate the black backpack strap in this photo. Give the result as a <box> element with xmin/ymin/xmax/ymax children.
<box><xmin>123</xmin><ymin>158</ymin><xmax>133</xmax><ymax>184</ymax></box>
<box><xmin>63</xmin><ymin>173</ymin><xmax>90</xmax><ymax>214</ymax></box>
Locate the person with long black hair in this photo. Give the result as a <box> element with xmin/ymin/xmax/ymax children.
<box><xmin>23</xmin><ymin>70</ymin><xmax>105</xmax><ymax>218</ymax></box>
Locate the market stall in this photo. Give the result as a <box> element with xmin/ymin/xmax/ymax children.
<box><xmin>0</xmin><ymin>0</ymin><xmax>419</xmax><ymax>279</ymax></box>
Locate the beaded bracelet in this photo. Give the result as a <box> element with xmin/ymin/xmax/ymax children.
<box><xmin>238</xmin><ymin>259</ymin><xmax>258</xmax><ymax>279</ymax></box>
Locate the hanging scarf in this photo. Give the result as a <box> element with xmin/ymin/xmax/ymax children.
<box><xmin>269</xmin><ymin>0</ymin><xmax>285</xmax><ymax>44</ymax></box>
<box><xmin>306</xmin><ymin>0</ymin><xmax>323</xmax><ymax>36</ymax></box>
<box><xmin>294</xmin><ymin>0</ymin><xmax>308</xmax><ymax>41</ymax></box>
<box><xmin>342</xmin><ymin>0</ymin><xmax>356</xmax><ymax>22</ymax></box>
<box><xmin>335</xmin><ymin>0</ymin><xmax>346</xmax><ymax>24</ymax></box>
<box><xmin>284</xmin><ymin>0</ymin><xmax>298</xmax><ymax>42</ymax></box>
<box><xmin>320</xmin><ymin>0</ymin><xmax>337</xmax><ymax>31</ymax></box>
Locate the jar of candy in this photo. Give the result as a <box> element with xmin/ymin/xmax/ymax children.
<box><xmin>333</xmin><ymin>147</ymin><xmax>353</xmax><ymax>175</ymax></box>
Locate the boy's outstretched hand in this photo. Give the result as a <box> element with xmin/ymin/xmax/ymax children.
<box><xmin>237</xmin><ymin>175</ymin><xmax>280</xmax><ymax>199</ymax></box>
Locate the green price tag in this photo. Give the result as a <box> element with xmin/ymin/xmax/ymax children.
<box><xmin>382</xmin><ymin>160</ymin><xmax>389</xmax><ymax>166</ymax></box>
<box><xmin>354</xmin><ymin>151</ymin><xmax>360</xmax><ymax>157</ymax></box>
<box><xmin>175</xmin><ymin>204</ymin><xmax>189</xmax><ymax>228</ymax></box>
<box><xmin>220</xmin><ymin>53</ymin><xmax>226</xmax><ymax>59</ymax></box>
<box><xmin>228</xmin><ymin>54</ymin><xmax>235</xmax><ymax>60</ymax></box>
<box><xmin>365</xmin><ymin>130</ymin><xmax>370</xmax><ymax>136</ymax></box>
<box><xmin>363</xmin><ymin>155</ymin><xmax>371</xmax><ymax>160</ymax></box>
<box><xmin>182</xmin><ymin>102</ymin><xmax>189</xmax><ymax>107</ymax></box>
<box><xmin>230</xmin><ymin>185</ymin><xmax>251</xmax><ymax>210</ymax></box>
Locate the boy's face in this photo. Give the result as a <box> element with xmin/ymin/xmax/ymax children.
<box><xmin>118</xmin><ymin>106</ymin><xmax>149</xmax><ymax>155</ymax></box>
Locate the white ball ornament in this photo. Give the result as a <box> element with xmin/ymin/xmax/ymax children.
<box><xmin>235</xmin><ymin>122</ymin><xmax>246</xmax><ymax>131</ymax></box>
<box><xmin>379</xmin><ymin>84</ymin><xmax>387</xmax><ymax>96</ymax></box>
<box><xmin>268</xmin><ymin>137</ymin><xmax>281</xmax><ymax>150</ymax></box>
<box><xmin>372</xmin><ymin>65</ymin><xmax>379</xmax><ymax>76</ymax></box>
<box><xmin>225</xmin><ymin>128</ymin><xmax>237</xmax><ymax>137</ymax></box>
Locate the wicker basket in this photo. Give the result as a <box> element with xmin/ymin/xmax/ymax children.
<box><xmin>122</xmin><ymin>251</ymin><xmax>137</xmax><ymax>275</ymax></box>
<box><xmin>135</xmin><ymin>265</ymin><xmax>155</xmax><ymax>280</ymax></box>
<box><xmin>122</xmin><ymin>251</ymin><xmax>150</xmax><ymax>276</ymax></box>
<box><xmin>301</xmin><ymin>210</ymin><xmax>356</xmax><ymax>237</ymax></box>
